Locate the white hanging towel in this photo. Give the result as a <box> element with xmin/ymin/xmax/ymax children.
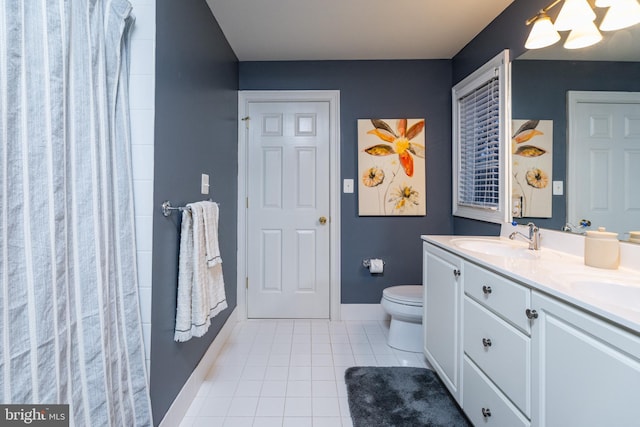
<box><xmin>174</xmin><ymin>201</ymin><xmax>227</xmax><ymax>342</ymax></box>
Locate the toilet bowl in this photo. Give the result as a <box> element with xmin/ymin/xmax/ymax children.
<box><xmin>380</xmin><ymin>285</ymin><xmax>423</xmax><ymax>353</ymax></box>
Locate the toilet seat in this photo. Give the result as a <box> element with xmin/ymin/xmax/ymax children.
<box><xmin>382</xmin><ymin>285</ymin><xmax>423</xmax><ymax>306</ymax></box>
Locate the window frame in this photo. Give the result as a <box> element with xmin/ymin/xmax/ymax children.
<box><xmin>452</xmin><ymin>50</ymin><xmax>511</xmax><ymax>224</ymax></box>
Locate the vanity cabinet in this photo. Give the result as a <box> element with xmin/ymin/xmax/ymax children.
<box><xmin>423</xmin><ymin>238</ymin><xmax>640</xmax><ymax>427</ymax></box>
<box><xmin>530</xmin><ymin>291</ymin><xmax>640</xmax><ymax>427</ymax></box>
<box><xmin>423</xmin><ymin>242</ymin><xmax>463</xmax><ymax>403</ymax></box>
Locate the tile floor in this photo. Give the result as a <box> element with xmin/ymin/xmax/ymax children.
<box><xmin>179</xmin><ymin>319</ymin><xmax>431</xmax><ymax>427</ymax></box>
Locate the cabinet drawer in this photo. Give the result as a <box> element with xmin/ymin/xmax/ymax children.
<box><xmin>463</xmin><ymin>356</ymin><xmax>530</xmax><ymax>427</ymax></box>
<box><xmin>464</xmin><ymin>261</ymin><xmax>531</xmax><ymax>333</ymax></box>
<box><xmin>464</xmin><ymin>297</ymin><xmax>530</xmax><ymax>416</ymax></box>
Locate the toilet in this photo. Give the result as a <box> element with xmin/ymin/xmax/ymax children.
<box><xmin>380</xmin><ymin>285</ymin><xmax>424</xmax><ymax>353</ymax></box>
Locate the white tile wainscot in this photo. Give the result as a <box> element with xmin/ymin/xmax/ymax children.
<box><xmin>422</xmin><ymin>227</ymin><xmax>640</xmax><ymax>426</ymax></box>
<box><xmin>129</xmin><ymin>0</ymin><xmax>156</xmax><ymax>375</ymax></box>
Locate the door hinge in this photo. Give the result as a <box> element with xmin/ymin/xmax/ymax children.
<box><xmin>241</xmin><ymin>116</ymin><xmax>250</xmax><ymax>129</ymax></box>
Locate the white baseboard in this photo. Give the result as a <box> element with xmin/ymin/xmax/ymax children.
<box><xmin>159</xmin><ymin>308</ymin><xmax>238</xmax><ymax>427</ymax></box>
<box><xmin>340</xmin><ymin>303</ymin><xmax>388</xmax><ymax>321</ymax></box>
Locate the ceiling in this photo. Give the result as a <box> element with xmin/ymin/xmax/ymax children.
<box><xmin>205</xmin><ymin>0</ymin><xmax>515</xmax><ymax>61</ymax></box>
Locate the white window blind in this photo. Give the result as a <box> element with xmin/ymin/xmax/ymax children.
<box><xmin>452</xmin><ymin>50</ymin><xmax>510</xmax><ymax>224</ymax></box>
<box><xmin>458</xmin><ymin>76</ymin><xmax>501</xmax><ymax>209</ymax></box>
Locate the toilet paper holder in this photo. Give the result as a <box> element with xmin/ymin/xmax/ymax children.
<box><xmin>362</xmin><ymin>259</ymin><xmax>385</xmax><ymax>268</ymax></box>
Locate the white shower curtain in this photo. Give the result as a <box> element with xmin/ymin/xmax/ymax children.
<box><xmin>0</xmin><ymin>0</ymin><xmax>153</xmax><ymax>425</ymax></box>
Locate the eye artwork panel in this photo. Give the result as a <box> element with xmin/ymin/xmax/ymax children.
<box><xmin>357</xmin><ymin>118</ymin><xmax>426</xmax><ymax>216</ymax></box>
<box><xmin>511</xmin><ymin>119</ymin><xmax>553</xmax><ymax>218</ymax></box>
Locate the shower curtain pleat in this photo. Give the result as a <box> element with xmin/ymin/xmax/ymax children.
<box><xmin>0</xmin><ymin>0</ymin><xmax>153</xmax><ymax>425</ymax></box>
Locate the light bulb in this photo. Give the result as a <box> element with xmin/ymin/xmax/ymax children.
<box><xmin>564</xmin><ymin>20</ymin><xmax>603</xmax><ymax>48</ymax></box>
<box><xmin>555</xmin><ymin>0</ymin><xmax>597</xmax><ymax>31</ymax></box>
<box><xmin>525</xmin><ymin>13</ymin><xmax>561</xmax><ymax>49</ymax></box>
<box><xmin>599</xmin><ymin>0</ymin><xmax>640</xmax><ymax>31</ymax></box>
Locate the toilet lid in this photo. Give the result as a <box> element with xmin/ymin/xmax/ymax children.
<box><xmin>383</xmin><ymin>285</ymin><xmax>423</xmax><ymax>306</ymax></box>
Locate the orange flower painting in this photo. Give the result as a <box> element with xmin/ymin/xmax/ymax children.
<box><xmin>512</xmin><ymin>119</ymin><xmax>553</xmax><ymax>218</ymax></box>
<box><xmin>358</xmin><ymin>119</ymin><xmax>426</xmax><ymax>216</ymax></box>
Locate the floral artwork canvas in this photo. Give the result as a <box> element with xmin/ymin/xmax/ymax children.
<box><xmin>511</xmin><ymin>119</ymin><xmax>553</xmax><ymax>218</ymax></box>
<box><xmin>357</xmin><ymin>118</ymin><xmax>426</xmax><ymax>216</ymax></box>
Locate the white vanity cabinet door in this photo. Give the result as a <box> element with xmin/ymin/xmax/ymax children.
<box><xmin>423</xmin><ymin>242</ymin><xmax>463</xmax><ymax>403</ymax></box>
<box><xmin>531</xmin><ymin>291</ymin><xmax>640</xmax><ymax>427</ymax></box>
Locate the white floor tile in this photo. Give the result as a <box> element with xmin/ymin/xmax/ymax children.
<box><xmin>311</xmin><ymin>366</ymin><xmax>334</xmax><ymax>381</ymax></box>
<box><xmin>252</xmin><ymin>416</ymin><xmax>283</xmax><ymax>427</ymax></box>
<box><xmin>192</xmin><ymin>416</ymin><xmax>225</xmax><ymax>427</ymax></box>
<box><xmin>284</xmin><ymin>397</ymin><xmax>313</xmax><ymax>417</ymax></box>
<box><xmin>283</xmin><ymin>416</ymin><xmax>312</xmax><ymax>427</ymax></box>
<box><xmin>241</xmin><ymin>365</ymin><xmax>267</xmax><ymax>381</ymax></box>
<box><xmin>197</xmin><ymin>397</ymin><xmax>232</xmax><ymax>417</ymax></box>
<box><xmin>312</xmin><ymin>381</ymin><xmax>337</xmax><ymax>397</ymax></box>
<box><xmin>255</xmin><ymin>397</ymin><xmax>285</xmax><ymax>417</ymax></box>
<box><xmin>288</xmin><ymin>366</ymin><xmax>312</xmax><ymax>381</ymax></box>
<box><xmin>311</xmin><ymin>354</ymin><xmax>333</xmax><ymax>367</ymax></box>
<box><xmin>264</xmin><ymin>366</ymin><xmax>289</xmax><ymax>381</ymax></box>
<box><xmin>261</xmin><ymin>380</ymin><xmax>287</xmax><ymax>397</ymax></box>
<box><xmin>178</xmin><ymin>319</ymin><xmax>430</xmax><ymax>427</ymax></box>
<box><xmin>312</xmin><ymin>416</ymin><xmax>342</xmax><ymax>427</ymax></box>
<box><xmin>227</xmin><ymin>396</ymin><xmax>258</xmax><ymax>417</ymax></box>
<box><xmin>312</xmin><ymin>397</ymin><xmax>340</xmax><ymax>417</ymax></box>
<box><xmin>222</xmin><ymin>417</ymin><xmax>253</xmax><ymax>427</ymax></box>
<box><xmin>286</xmin><ymin>380</ymin><xmax>312</xmax><ymax>397</ymax></box>
<box><xmin>235</xmin><ymin>380</ymin><xmax>262</xmax><ymax>397</ymax></box>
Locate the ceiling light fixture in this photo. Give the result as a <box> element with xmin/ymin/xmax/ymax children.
<box><xmin>525</xmin><ymin>0</ymin><xmax>640</xmax><ymax>50</ymax></box>
<box><xmin>599</xmin><ymin>0</ymin><xmax>640</xmax><ymax>31</ymax></box>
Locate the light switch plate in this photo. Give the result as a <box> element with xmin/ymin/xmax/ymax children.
<box><xmin>201</xmin><ymin>173</ymin><xmax>210</xmax><ymax>195</ymax></box>
<box><xmin>552</xmin><ymin>180</ymin><xmax>563</xmax><ymax>195</ymax></box>
<box><xmin>343</xmin><ymin>179</ymin><xmax>354</xmax><ymax>193</ymax></box>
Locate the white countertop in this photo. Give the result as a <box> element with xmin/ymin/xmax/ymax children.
<box><xmin>421</xmin><ymin>228</ymin><xmax>640</xmax><ymax>334</ymax></box>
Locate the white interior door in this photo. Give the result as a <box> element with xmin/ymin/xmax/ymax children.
<box><xmin>568</xmin><ymin>92</ymin><xmax>640</xmax><ymax>236</ymax></box>
<box><xmin>246</xmin><ymin>101</ymin><xmax>331</xmax><ymax>318</ymax></box>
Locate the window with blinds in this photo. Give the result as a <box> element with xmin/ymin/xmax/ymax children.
<box><xmin>452</xmin><ymin>50</ymin><xmax>510</xmax><ymax>224</ymax></box>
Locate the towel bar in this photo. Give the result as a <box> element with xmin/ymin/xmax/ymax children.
<box><xmin>161</xmin><ymin>200</ymin><xmax>190</xmax><ymax>217</ymax></box>
<box><xmin>161</xmin><ymin>199</ymin><xmax>216</xmax><ymax>217</ymax></box>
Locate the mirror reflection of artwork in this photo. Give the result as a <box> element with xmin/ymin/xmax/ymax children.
<box><xmin>358</xmin><ymin>118</ymin><xmax>426</xmax><ymax>216</ymax></box>
<box><xmin>512</xmin><ymin>119</ymin><xmax>553</xmax><ymax>218</ymax></box>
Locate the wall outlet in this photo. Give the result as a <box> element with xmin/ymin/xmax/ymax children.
<box><xmin>201</xmin><ymin>173</ymin><xmax>210</xmax><ymax>194</ymax></box>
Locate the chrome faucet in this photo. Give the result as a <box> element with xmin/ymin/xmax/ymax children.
<box><xmin>509</xmin><ymin>222</ymin><xmax>541</xmax><ymax>250</ymax></box>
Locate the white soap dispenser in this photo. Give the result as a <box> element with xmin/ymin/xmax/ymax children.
<box><xmin>584</xmin><ymin>227</ymin><xmax>619</xmax><ymax>269</ymax></box>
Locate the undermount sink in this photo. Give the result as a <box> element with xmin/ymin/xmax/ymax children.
<box><xmin>451</xmin><ymin>238</ymin><xmax>537</xmax><ymax>259</ymax></box>
<box><xmin>569</xmin><ymin>278</ymin><xmax>640</xmax><ymax>313</ymax></box>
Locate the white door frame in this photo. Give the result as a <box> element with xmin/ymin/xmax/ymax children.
<box><xmin>567</xmin><ymin>91</ymin><xmax>640</xmax><ymax>227</ymax></box>
<box><xmin>237</xmin><ymin>90</ymin><xmax>341</xmax><ymax>321</ymax></box>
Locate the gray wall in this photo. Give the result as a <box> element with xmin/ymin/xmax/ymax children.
<box><xmin>240</xmin><ymin>60</ymin><xmax>453</xmax><ymax>303</ymax></box>
<box><xmin>512</xmin><ymin>60</ymin><xmax>640</xmax><ymax>231</ymax></box>
<box><xmin>151</xmin><ymin>1</ymin><xmax>238</xmax><ymax>422</ymax></box>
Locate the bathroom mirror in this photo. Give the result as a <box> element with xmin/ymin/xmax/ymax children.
<box><xmin>510</xmin><ymin>24</ymin><xmax>640</xmax><ymax>241</ymax></box>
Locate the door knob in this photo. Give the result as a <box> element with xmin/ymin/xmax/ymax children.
<box><xmin>319</xmin><ymin>216</ymin><xmax>327</xmax><ymax>225</ymax></box>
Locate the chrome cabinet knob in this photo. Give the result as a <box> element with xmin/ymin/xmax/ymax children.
<box><xmin>482</xmin><ymin>285</ymin><xmax>492</xmax><ymax>295</ymax></box>
<box><xmin>526</xmin><ymin>309</ymin><xmax>539</xmax><ymax>319</ymax></box>
<box><xmin>453</xmin><ymin>269</ymin><xmax>461</xmax><ymax>278</ymax></box>
<box><xmin>482</xmin><ymin>338</ymin><xmax>492</xmax><ymax>348</ymax></box>
<box><xmin>482</xmin><ymin>408</ymin><xmax>492</xmax><ymax>418</ymax></box>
